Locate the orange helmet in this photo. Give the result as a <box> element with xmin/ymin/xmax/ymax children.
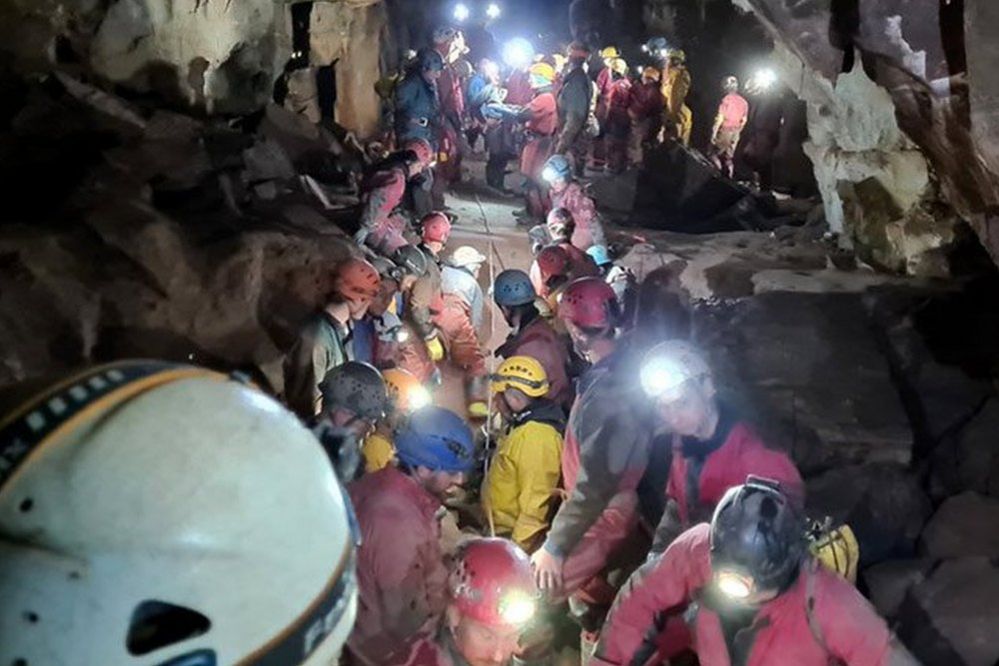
<box><xmin>382</xmin><ymin>368</ymin><xmax>432</xmax><ymax>413</ymax></box>
<box><xmin>333</xmin><ymin>258</ymin><xmax>381</xmax><ymax>302</ymax></box>
<box><xmin>421</xmin><ymin>212</ymin><xmax>452</xmax><ymax>244</ymax></box>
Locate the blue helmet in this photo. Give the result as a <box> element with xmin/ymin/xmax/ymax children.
<box><xmin>541</xmin><ymin>154</ymin><xmax>571</xmax><ymax>183</ymax></box>
<box><xmin>394</xmin><ymin>406</ymin><xmax>475</xmax><ymax>473</ymax></box>
<box><xmin>493</xmin><ymin>269</ymin><xmax>536</xmax><ymax>307</ymax></box>
<box><xmin>586</xmin><ymin>244</ymin><xmax>612</xmax><ymax>267</ymax></box>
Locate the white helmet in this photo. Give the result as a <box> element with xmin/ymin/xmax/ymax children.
<box><xmin>639</xmin><ymin>339</ymin><xmax>713</xmax><ymax>402</ymax></box>
<box><xmin>0</xmin><ymin>361</ymin><xmax>357</xmax><ymax>665</ymax></box>
<box><xmin>450</xmin><ymin>245</ymin><xmax>487</xmax><ymax>269</ymax></box>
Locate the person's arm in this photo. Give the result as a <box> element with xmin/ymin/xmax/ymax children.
<box><xmin>591</xmin><ymin>525</ymin><xmax>710</xmax><ymax>665</ymax></box>
<box><xmin>282</xmin><ymin>319</ymin><xmax>329</xmax><ymax>420</ymax></box>
<box><xmin>511</xmin><ymin>426</ymin><xmax>563</xmax><ymax>550</ymax></box>
<box><xmin>544</xmin><ymin>393</ymin><xmax>645</xmax><ymax>556</ymax></box>
<box><xmin>816</xmin><ymin>572</ymin><xmax>922</xmax><ymax>666</ymax></box>
<box><xmin>407</xmin><ymin>273</ymin><xmax>439</xmax><ymax>340</ymax></box>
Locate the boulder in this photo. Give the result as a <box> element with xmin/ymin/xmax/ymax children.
<box><xmin>0</xmin><ymin>74</ymin><xmax>357</xmax><ymax>392</ymax></box>
<box><xmin>930</xmin><ymin>399</ymin><xmax>999</xmax><ymax>499</ymax></box>
<box><xmin>806</xmin><ymin>464</ymin><xmax>931</xmax><ymax>566</ymax></box>
<box><xmin>920</xmin><ymin>492</ymin><xmax>999</xmax><ymax>559</ymax></box>
<box><xmin>694</xmin><ymin>292</ymin><xmax>914</xmax><ymax>473</ymax></box>
<box><xmin>862</xmin><ymin>558</ymin><xmax>934</xmax><ymax>619</ymax></box>
<box><xmin>896</xmin><ymin>558</ymin><xmax>999</xmax><ymax>666</ymax></box>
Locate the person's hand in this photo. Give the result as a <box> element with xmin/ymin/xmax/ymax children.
<box><xmin>530</xmin><ymin>546</ymin><xmax>565</xmax><ymax>595</ymax></box>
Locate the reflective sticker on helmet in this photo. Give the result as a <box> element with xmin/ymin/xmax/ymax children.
<box><xmin>0</xmin><ymin>361</ymin><xmax>209</xmax><ymax>491</ymax></box>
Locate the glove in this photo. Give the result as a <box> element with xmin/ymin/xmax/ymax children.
<box><xmin>468</xmin><ymin>401</ymin><xmax>489</xmax><ymax>419</ymax></box>
<box><xmin>426</xmin><ymin>334</ymin><xmax>445</xmax><ymax>362</ymax></box>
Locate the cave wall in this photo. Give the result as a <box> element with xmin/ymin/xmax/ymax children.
<box><xmin>0</xmin><ymin>0</ymin><xmax>389</xmax><ymax>138</ymax></box>
<box><xmin>730</xmin><ymin>0</ymin><xmax>999</xmax><ymax>271</ymax></box>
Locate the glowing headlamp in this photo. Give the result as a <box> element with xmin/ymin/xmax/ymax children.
<box><xmin>406</xmin><ymin>385</ymin><xmax>433</xmax><ymax>412</ymax></box>
<box><xmin>486</xmin><ymin>2</ymin><xmax>501</xmax><ymax>19</ymax></box>
<box><xmin>715</xmin><ymin>570</ymin><xmax>754</xmax><ymax>600</ymax></box>
<box><xmin>502</xmin><ymin>38</ymin><xmax>534</xmax><ymax>69</ymax></box>
<box><xmin>396</xmin><ymin>327</ymin><xmax>411</xmax><ymax>344</ymax></box>
<box><xmin>639</xmin><ymin>355</ymin><xmax>691</xmax><ymax>400</ymax></box>
<box><xmin>498</xmin><ymin>591</ymin><xmax>537</xmax><ymax>625</ymax></box>
<box><xmin>755</xmin><ymin>68</ymin><xmax>778</xmax><ymax>89</ymax></box>
<box><xmin>541</xmin><ymin>165</ymin><xmax>560</xmax><ymax>183</ymax></box>
<box><xmin>453</xmin><ymin>2</ymin><xmax>470</xmax><ymax>21</ymax></box>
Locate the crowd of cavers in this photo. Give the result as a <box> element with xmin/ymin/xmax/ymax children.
<box><xmin>0</xmin><ymin>27</ymin><xmax>914</xmax><ymax>666</ymax></box>
<box><xmin>265</xmin><ymin>27</ymin><xmax>925</xmax><ymax>666</ymax></box>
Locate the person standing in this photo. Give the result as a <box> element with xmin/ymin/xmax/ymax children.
<box><xmin>603</xmin><ymin>57</ymin><xmax>633</xmax><ymax>174</ymax></box>
<box><xmin>710</xmin><ymin>75</ymin><xmax>749</xmax><ymax>178</ymax></box>
<box><xmin>555</xmin><ymin>42</ymin><xmax>593</xmax><ymax>178</ymax></box>
<box><xmin>661</xmin><ymin>49</ymin><xmax>692</xmax><ymax>145</ymax></box>
<box><xmin>516</xmin><ymin>63</ymin><xmax>559</xmax><ymax>222</ymax></box>
<box><xmin>395</xmin><ymin>48</ymin><xmax>444</xmax><ymax>217</ymax></box>
<box><xmin>628</xmin><ymin>67</ymin><xmax>664</xmax><ymax>167</ymax></box>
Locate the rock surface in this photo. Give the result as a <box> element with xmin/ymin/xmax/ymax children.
<box><xmin>806</xmin><ymin>464</ymin><xmax>931</xmax><ymax>565</ymax></box>
<box><xmin>920</xmin><ymin>492</ymin><xmax>999</xmax><ymax>559</ymax></box>
<box><xmin>862</xmin><ymin>558</ymin><xmax>934</xmax><ymax>619</ymax></box>
<box><xmin>0</xmin><ymin>0</ymin><xmax>387</xmax><ymax>136</ymax></box>
<box><xmin>731</xmin><ymin>0</ymin><xmax>999</xmax><ymax>272</ymax></box>
<box><xmin>897</xmin><ymin>557</ymin><xmax>999</xmax><ymax>666</ymax></box>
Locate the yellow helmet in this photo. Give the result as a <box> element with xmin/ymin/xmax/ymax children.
<box><xmin>491</xmin><ymin>356</ymin><xmax>550</xmax><ymax>398</ymax></box>
<box><xmin>668</xmin><ymin>48</ymin><xmax>686</xmax><ymax>63</ymax></box>
<box><xmin>610</xmin><ymin>57</ymin><xmax>628</xmax><ymax>75</ymax></box>
<box><xmin>383</xmin><ymin>368</ymin><xmax>432</xmax><ymax>413</ymax></box>
<box><xmin>600</xmin><ymin>46</ymin><xmax>619</xmax><ymax>60</ymax></box>
<box><xmin>528</xmin><ymin>62</ymin><xmax>556</xmax><ymax>88</ymax></box>
<box><xmin>642</xmin><ymin>66</ymin><xmax>662</xmax><ymax>82</ymax></box>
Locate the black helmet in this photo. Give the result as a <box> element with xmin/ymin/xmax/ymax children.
<box><xmin>419</xmin><ymin>47</ymin><xmax>445</xmax><ymax>72</ymax></box>
<box><xmin>319</xmin><ymin>362</ymin><xmax>388</xmax><ymax>421</ymax></box>
<box><xmin>392</xmin><ymin>244</ymin><xmax>429</xmax><ymax>277</ymax></box>
<box><xmin>710</xmin><ymin>477</ymin><xmax>806</xmax><ymax>599</ymax></box>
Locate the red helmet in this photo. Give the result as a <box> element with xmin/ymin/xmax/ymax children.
<box><xmin>333</xmin><ymin>257</ymin><xmax>381</xmax><ymax>302</ymax></box>
<box><xmin>403</xmin><ymin>138</ymin><xmax>434</xmax><ymax>168</ymax></box>
<box><xmin>421</xmin><ymin>212</ymin><xmax>452</xmax><ymax>244</ymax></box>
<box><xmin>537</xmin><ymin>245</ymin><xmax>570</xmax><ymax>281</ymax></box>
<box><xmin>558</xmin><ymin>276</ymin><xmax>619</xmax><ymax>328</ymax></box>
<box><xmin>449</xmin><ymin>538</ymin><xmax>538</xmax><ymax>628</ymax></box>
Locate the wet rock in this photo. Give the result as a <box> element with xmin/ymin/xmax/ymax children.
<box><xmin>920</xmin><ymin>492</ymin><xmax>999</xmax><ymax>559</ymax></box>
<box><xmin>862</xmin><ymin>558</ymin><xmax>934</xmax><ymax>619</ymax></box>
<box><xmin>806</xmin><ymin>463</ymin><xmax>931</xmax><ymax>566</ymax></box>
<box><xmin>896</xmin><ymin>558</ymin><xmax>999</xmax><ymax>666</ymax></box>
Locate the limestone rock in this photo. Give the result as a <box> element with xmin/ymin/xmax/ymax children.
<box><xmin>862</xmin><ymin>558</ymin><xmax>934</xmax><ymax>619</ymax></box>
<box><xmin>806</xmin><ymin>464</ymin><xmax>931</xmax><ymax>566</ymax></box>
<box><xmin>897</xmin><ymin>558</ymin><xmax>999</xmax><ymax>666</ymax></box>
<box><xmin>732</xmin><ymin>0</ymin><xmax>999</xmax><ymax>272</ymax></box>
<box><xmin>920</xmin><ymin>492</ymin><xmax>999</xmax><ymax>559</ymax></box>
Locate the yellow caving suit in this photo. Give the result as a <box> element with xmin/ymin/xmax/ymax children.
<box><xmin>483</xmin><ymin>401</ymin><xmax>565</xmax><ymax>551</ymax></box>
<box><xmin>362</xmin><ymin>427</ymin><xmax>396</xmax><ymax>473</ymax></box>
<box><xmin>661</xmin><ymin>65</ymin><xmax>693</xmax><ymax>146</ymax></box>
